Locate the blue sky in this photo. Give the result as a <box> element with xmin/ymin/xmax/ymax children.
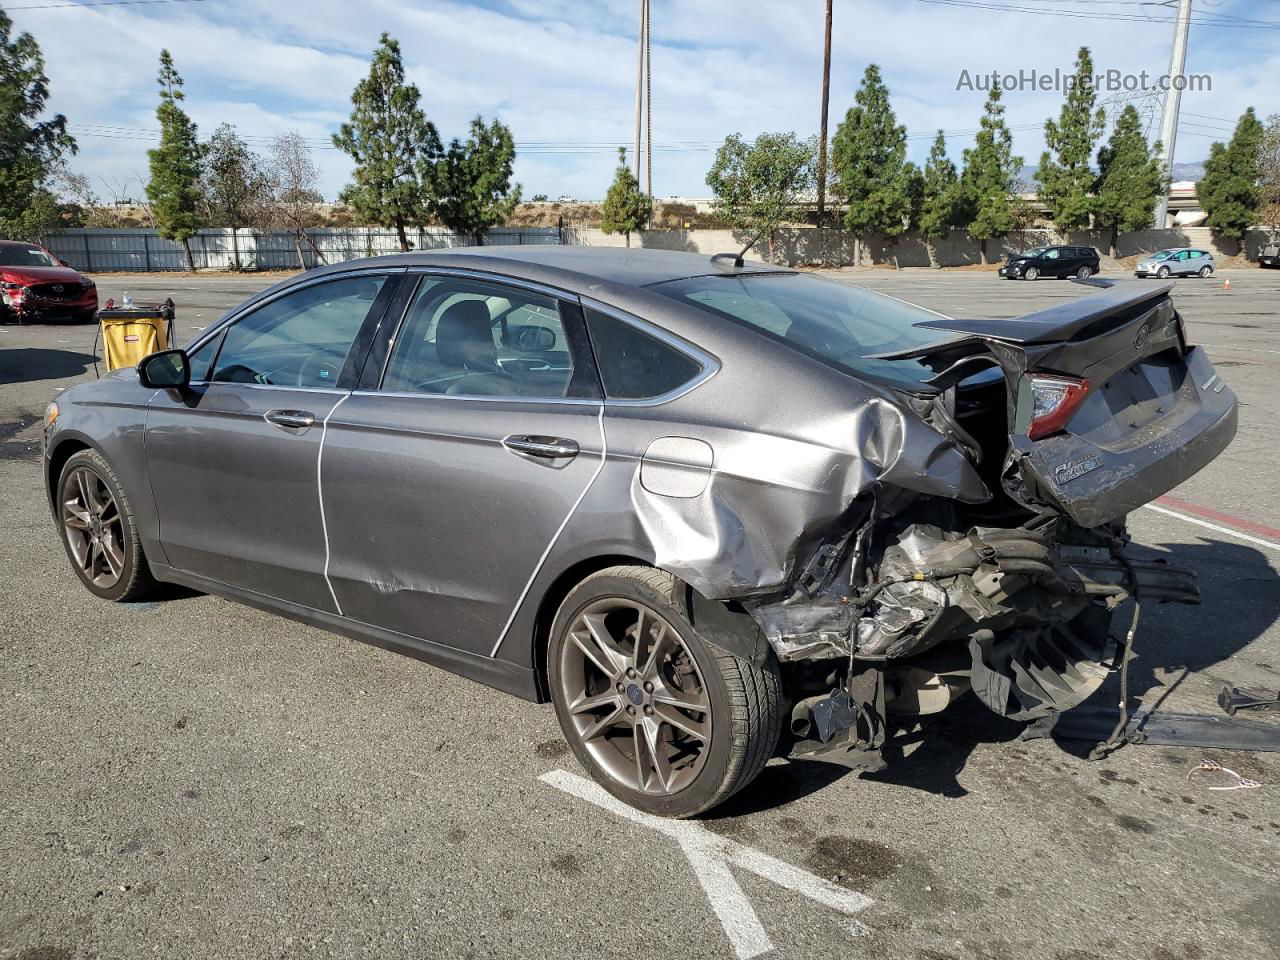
<box><xmin>10</xmin><ymin>0</ymin><xmax>1279</xmax><ymax>202</ymax></box>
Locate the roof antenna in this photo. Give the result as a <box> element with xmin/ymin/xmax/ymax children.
<box><xmin>711</xmin><ymin>223</ymin><xmax>770</xmax><ymax>270</ymax></box>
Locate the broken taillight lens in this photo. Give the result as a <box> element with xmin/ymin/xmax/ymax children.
<box><xmin>1027</xmin><ymin>373</ymin><xmax>1089</xmax><ymax>440</ymax></box>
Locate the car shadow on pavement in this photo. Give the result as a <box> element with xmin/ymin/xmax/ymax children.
<box><xmin>0</xmin><ymin>347</ymin><xmax>98</xmax><ymax>386</ymax></box>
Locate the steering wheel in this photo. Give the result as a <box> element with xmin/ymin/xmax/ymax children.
<box><xmin>297</xmin><ymin>354</ymin><xmax>342</xmax><ymax>388</ymax></box>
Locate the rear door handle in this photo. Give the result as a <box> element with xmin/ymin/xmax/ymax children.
<box><xmin>503</xmin><ymin>435</ymin><xmax>579</xmax><ymax>460</ymax></box>
<box><xmin>265</xmin><ymin>409</ymin><xmax>316</xmax><ymax>430</ymax></box>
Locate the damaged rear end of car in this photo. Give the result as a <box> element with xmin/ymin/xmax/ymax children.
<box><xmin>720</xmin><ymin>279</ymin><xmax>1236</xmax><ymax>771</ymax></box>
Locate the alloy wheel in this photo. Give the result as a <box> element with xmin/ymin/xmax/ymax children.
<box><xmin>1076</xmin><ymin>266</ymin><xmax>1091</xmax><ymax>278</ymax></box>
<box><xmin>61</xmin><ymin>466</ymin><xmax>126</xmax><ymax>589</ymax></box>
<box><xmin>558</xmin><ymin>598</ymin><xmax>711</xmax><ymax>796</ymax></box>
<box><xmin>1025</xmin><ymin>266</ymin><xmax>1039</xmax><ymax>280</ymax></box>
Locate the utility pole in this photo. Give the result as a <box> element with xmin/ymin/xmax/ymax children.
<box><xmin>644</xmin><ymin>0</ymin><xmax>652</xmax><ymax>200</ymax></box>
<box><xmin>1152</xmin><ymin>0</ymin><xmax>1192</xmax><ymax>229</ymax></box>
<box><xmin>633</xmin><ymin>0</ymin><xmax>644</xmax><ymax>181</ymax></box>
<box><xmin>816</xmin><ymin>0</ymin><xmax>833</xmax><ymax>225</ymax></box>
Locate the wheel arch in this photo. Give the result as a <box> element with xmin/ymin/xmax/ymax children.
<box><xmin>529</xmin><ymin>554</ymin><xmax>773</xmax><ymax>702</ymax></box>
<box><xmin>46</xmin><ymin>435</ymin><xmax>94</xmax><ymax>506</ymax></box>
<box><xmin>530</xmin><ymin>553</ymin><xmax>653</xmax><ymax>701</ymax></box>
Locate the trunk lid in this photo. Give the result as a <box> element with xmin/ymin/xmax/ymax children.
<box><xmin>899</xmin><ymin>282</ymin><xmax>1237</xmax><ymax>527</ymax></box>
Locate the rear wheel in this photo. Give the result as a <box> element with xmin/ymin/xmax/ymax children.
<box><xmin>1198</xmin><ymin>265</ymin><xmax>1213</xmax><ymax>278</ymax></box>
<box><xmin>549</xmin><ymin>566</ymin><xmax>783</xmax><ymax>817</ymax></box>
<box><xmin>1075</xmin><ymin>265</ymin><xmax>1092</xmax><ymax>279</ymax></box>
<box><xmin>1024</xmin><ymin>266</ymin><xmax>1039</xmax><ymax>280</ymax></box>
<box><xmin>57</xmin><ymin>449</ymin><xmax>156</xmax><ymax>601</ymax></box>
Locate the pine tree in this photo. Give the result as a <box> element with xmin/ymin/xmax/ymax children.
<box><xmin>918</xmin><ymin>131</ymin><xmax>960</xmax><ymax>262</ymax></box>
<box><xmin>1199</xmin><ymin>107</ymin><xmax>1265</xmax><ymax>247</ymax></box>
<box><xmin>960</xmin><ymin>87</ymin><xmax>1023</xmax><ymax>264</ymax></box>
<box><xmin>1094</xmin><ymin>105</ymin><xmax>1165</xmax><ymax>256</ymax></box>
<box><xmin>705</xmin><ymin>132</ymin><xmax>814</xmax><ymax>262</ymax></box>
<box><xmin>432</xmin><ymin>116</ymin><xmax>521</xmax><ymax>245</ymax></box>
<box><xmin>333</xmin><ymin>34</ymin><xmax>440</xmax><ymax>251</ymax></box>
<box><xmin>200</xmin><ymin>124</ymin><xmax>268</xmax><ymax>270</ymax></box>
<box><xmin>601</xmin><ymin>147</ymin><xmax>651</xmax><ymax>247</ymax></box>
<box><xmin>831</xmin><ymin>64</ymin><xmax>914</xmax><ymax>243</ymax></box>
<box><xmin>146</xmin><ymin>50</ymin><xmax>203</xmax><ymax>271</ymax></box>
<box><xmin>1037</xmin><ymin>46</ymin><xmax>1105</xmax><ymax>232</ymax></box>
<box><xmin>0</xmin><ymin>8</ymin><xmax>76</xmax><ymax>242</ymax></box>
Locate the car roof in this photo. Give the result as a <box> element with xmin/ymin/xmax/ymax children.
<box><xmin>301</xmin><ymin>246</ymin><xmax>792</xmax><ymax>291</ymax></box>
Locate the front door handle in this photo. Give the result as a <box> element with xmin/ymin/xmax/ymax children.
<box><xmin>265</xmin><ymin>409</ymin><xmax>316</xmax><ymax>430</ymax></box>
<box><xmin>503</xmin><ymin>435</ymin><xmax>579</xmax><ymax>460</ymax></box>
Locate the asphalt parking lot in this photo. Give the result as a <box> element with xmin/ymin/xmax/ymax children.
<box><xmin>2</xmin><ymin>265</ymin><xmax>1278</xmax><ymax>960</ymax></box>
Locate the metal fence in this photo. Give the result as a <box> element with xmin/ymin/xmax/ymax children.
<box><xmin>43</xmin><ymin>226</ymin><xmax>566</xmax><ymax>273</ymax></box>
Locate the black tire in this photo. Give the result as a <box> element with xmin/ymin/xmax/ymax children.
<box><xmin>1198</xmin><ymin>265</ymin><xmax>1212</xmax><ymax>278</ymax></box>
<box><xmin>75</xmin><ymin>309</ymin><xmax>97</xmax><ymax>324</ymax></box>
<box><xmin>548</xmin><ymin>565</ymin><xmax>783</xmax><ymax>818</ymax></box>
<box><xmin>1157</xmin><ymin>265</ymin><xmax>1171</xmax><ymax>279</ymax></box>
<box><xmin>56</xmin><ymin>448</ymin><xmax>157</xmax><ymax>602</ymax></box>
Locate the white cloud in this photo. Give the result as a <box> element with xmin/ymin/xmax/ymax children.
<box><xmin>10</xmin><ymin>0</ymin><xmax>1273</xmax><ymax>202</ymax></box>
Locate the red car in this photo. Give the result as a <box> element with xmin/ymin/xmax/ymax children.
<box><xmin>1</xmin><ymin>239</ymin><xmax>98</xmax><ymax>324</ymax></box>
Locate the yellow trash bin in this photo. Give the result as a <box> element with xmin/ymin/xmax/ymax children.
<box><xmin>98</xmin><ymin>303</ymin><xmax>175</xmax><ymax>373</ymax></box>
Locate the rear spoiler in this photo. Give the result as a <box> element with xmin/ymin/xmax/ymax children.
<box><xmin>869</xmin><ymin>279</ymin><xmax>1175</xmax><ymax>363</ymax></box>
<box><xmin>910</xmin><ymin>280</ymin><xmax>1175</xmax><ymax>345</ymax></box>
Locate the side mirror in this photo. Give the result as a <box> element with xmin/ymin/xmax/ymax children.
<box><xmin>509</xmin><ymin>324</ymin><xmax>557</xmax><ymax>352</ymax></box>
<box><xmin>138</xmin><ymin>349</ymin><xmax>190</xmax><ymax>389</ymax></box>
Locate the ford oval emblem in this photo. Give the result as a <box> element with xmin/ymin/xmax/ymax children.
<box><xmin>1134</xmin><ymin>322</ymin><xmax>1150</xmax><ymax>350</ymax></box>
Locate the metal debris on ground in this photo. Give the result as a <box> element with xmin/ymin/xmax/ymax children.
<box><xmin>1185</xmin><ymin>758</ymin><xmax>1262</xmax><ymax>791</ymax></box>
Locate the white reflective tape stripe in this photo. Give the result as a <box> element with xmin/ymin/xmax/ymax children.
<box><xmin>1140</xmin><ymin>504</ymin><xmax>1280</xmax><ymax>554</ymax></box>
<box><xmin>318</xmin><ymin>394</ymin><xmax>349</xmax><ymax>616</ymax></box>
<box><xmin>489</xmin><ymin>404</ymin><xmax>607</xmax><ymax>658</ymax></box>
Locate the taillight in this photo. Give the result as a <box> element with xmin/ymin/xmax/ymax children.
<box><xmin>1027</xmin><ymin>373</ymin><xmax>1090</xmax><ymax>440</ymax></box>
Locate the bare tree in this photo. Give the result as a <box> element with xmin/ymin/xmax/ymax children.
<box><xmin>267</xmin><ymin>131</ymin><xmax>326</xmax><ymax>268</ymax></box>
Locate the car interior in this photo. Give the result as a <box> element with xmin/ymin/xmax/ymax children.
<box><xmin>380</xmin><ymin>279</ymin><xmax>574</xmax><ymax>397</ymax></box>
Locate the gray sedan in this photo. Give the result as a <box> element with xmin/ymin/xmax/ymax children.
<box><xmin>42</xmin><ymin>249</ymin><xmax>1236</xmax><ymax>816</ymax></box>
<box><xmin>1134</xmin><ymin>247</ymin><xmax>1215</xmax><ymax>278</ymax></box>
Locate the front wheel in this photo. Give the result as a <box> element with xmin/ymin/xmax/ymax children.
<box><xmin>1157</xmin><ymin>265</ymin><xmax>1171</xmax><ymax>279</ymax></box>
<box><xmin>57</xmin><ymin>449</ymin><xmax>157</xmax><ymax>601</ymax></box>
<box><xmin>549</xmin><ymin>566</ymin><xmax>783</xmax><ymax>818</ymax></box>
<box><xmin>1024</xmin><ymin>266</ymin><xmax>1039</xmax><ymax>280</ymax></box>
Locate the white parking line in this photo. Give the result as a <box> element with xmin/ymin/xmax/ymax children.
<box><xmin>1141</xmin><ymin>504</ymin><xmax>1280</xmax><ymax>554</ymax></box>
<box><xmin>540</xmin><ymin>769</ymin><xmax>873</xmax><ymax>959</ymax></box>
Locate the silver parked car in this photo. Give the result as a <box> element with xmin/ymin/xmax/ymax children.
<box><xmin>43</xmin><ymin>249</ymin><xmax>1237</xmax><ymax>816</ymax></box>
<box><xmin>1134</xmin><ymin>247</ymin><xmax>1215</xmax><ymax>278</ymax></box>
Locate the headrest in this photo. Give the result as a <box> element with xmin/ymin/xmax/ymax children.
<box><xmin>436</xmin><ymin>299</ymin><xmax>495</xmax><ymax>371</ymax></box>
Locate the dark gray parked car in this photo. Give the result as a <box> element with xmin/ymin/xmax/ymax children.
<box><xmin>43</xmin><ymin>248</ymin><xmax>1237</xmax><ymax>816</ymax></box>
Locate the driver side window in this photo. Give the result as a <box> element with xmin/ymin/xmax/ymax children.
<box><xmin>380</xmin><ymin>275</ymin><xmax>576</xmax><ymax>398</ymax></box>
<box><xmin>210</xmin><ymin>274</ymin><xmax>387</xmax><ymax>388</ymax></box>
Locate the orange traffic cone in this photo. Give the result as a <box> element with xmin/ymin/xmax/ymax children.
<box><xmin>1223</xmin><ymin>277</ymin><xmax>1231</xmax><ymax>291</ymax></box>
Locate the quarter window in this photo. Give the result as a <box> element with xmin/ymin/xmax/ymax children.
<box><xmin>210</xmin><ymin>275</ymin><xmax>386</xmax><ymax>388</ymax></box>
<box><xmin>584</xmin><ymin>309</ymin><xmax>703</xmax><ymax>400</ymax></box>
<box><xmin>381</xmin><ymin>276</ymin><xmax>576</xmax><ymax>398</ymax></box>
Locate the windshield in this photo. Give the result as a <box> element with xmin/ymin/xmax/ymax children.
<box><xmin>0</xmin><ymin>245</ymin><xmax>57</xmax><ymax>268</ymax></box>
<box><xmin>1018</xmin><ymin>247</ymin><xmax>1049</xmax><ymax>258</ymax></box>
<box><xmin>1150</xmin><ymin>250</ymin><xmax>1176</xmax><ymax>260</ymax></box>
<box><xmin>650</xmin><ymin>272</ymin><xmax>965</xmax><ymax>389</ymax></box>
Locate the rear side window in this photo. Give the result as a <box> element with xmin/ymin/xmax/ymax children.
<box><xmin>584</xmin><ymin>309</ymin><xmax>702</xmax><ymax>400</ymax></box>
<box><xmin>651</xmin><ymin>272</ymin><xmax>960</xmax><ymax>389</ymax></box>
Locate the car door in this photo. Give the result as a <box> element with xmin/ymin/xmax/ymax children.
<box><xmin>1041</xmin><ymin>247</ymin><xmax>1062</xmax><ymax>276</ymax></box>
<box><xmin>144</xmin><ymin>270</ymin><xmax>398</xmax><ymax>611</ymax></box>
<box><xmin>318</xmin><ymin>271</ymin><xmax>605</xmax><ymax>656</ymax></box>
